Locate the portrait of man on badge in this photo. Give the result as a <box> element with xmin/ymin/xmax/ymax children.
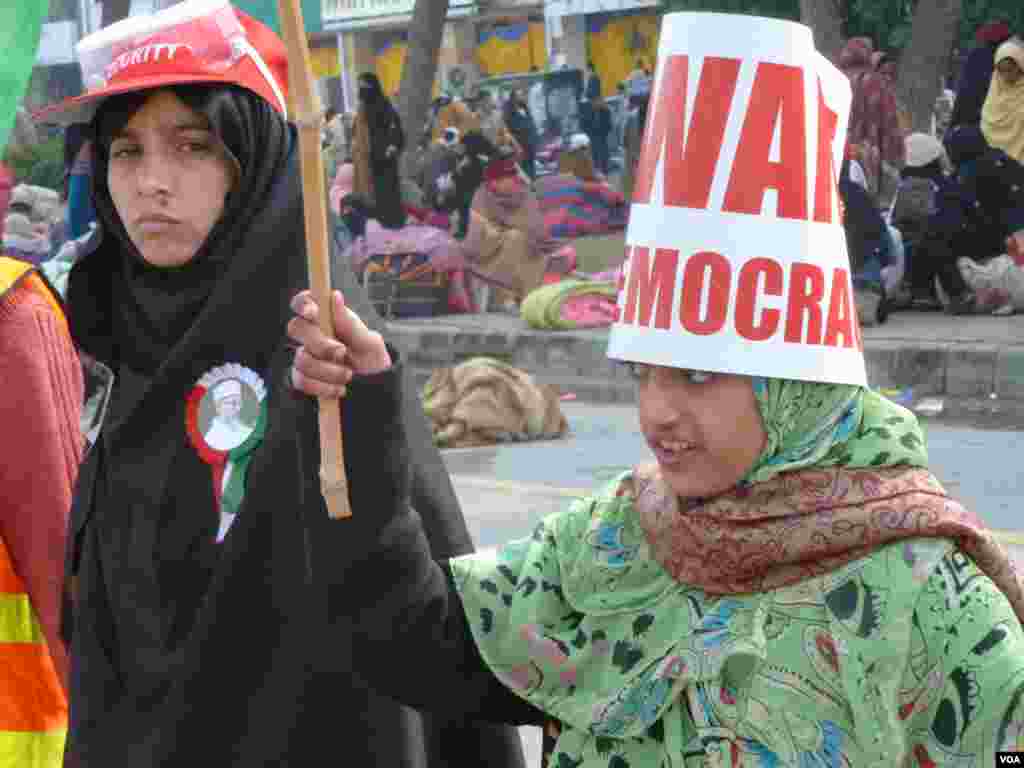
<box><xmin>201</xmin><ymin>378</ymin><xmax>257</xmax><ymax>452</ymax></box>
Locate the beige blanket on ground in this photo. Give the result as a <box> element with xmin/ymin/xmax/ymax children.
<box><xmin>422</xmin><ymin>358</ymin><xmax>568</xmax><ymax>448</ymax></box>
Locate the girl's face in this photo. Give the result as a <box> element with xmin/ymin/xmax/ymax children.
<box><xmin>634</xmin><ymin>365</ymin><xmax>768</xmax><ymax>500</ymax></box>
<box><xmin>106</xmin><ymin>90</ymin><xmax>235</xmax><ymax>268</ymax></box>
<box><xmin>997</xmin><ymin>56</ymin><xmax>1023</xmax><ymax>86</ymax></box>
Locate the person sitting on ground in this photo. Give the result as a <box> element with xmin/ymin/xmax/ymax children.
<box><xmin>2</xmin><ymin>210</ymin><xmax>51</xmax><ymax>265</ymax></box>
<box><xmin>888</xmin><ymin>133</ymin><xmax>955</xmax><ymax>307</ymax></box>
<box><xmin>945</xmin><ymin>123</ymin><xmax>1024</xmax><ymax>267</ymax></box>
<box><xmin>889</xmin><ymin>134</ymin><xmax>953</xmax><ymax>244</ymax></box>
<box><xmin>466</xmin><ymin>156</ymin><xmax>553</xmax><ymax>305</ymax></box>
<box><xmin>431</xmin><ymin>130</ymin><xmax>501</xmax><ymax>240</ymax></box>
<box><xmin>981</xmin><ymin>37</ymin><xmax>1024</xmax><ymax>167</ymax></box>
<box><xmin>472</xmin><ymin>89</ymin><xmax>520</xmax><ymax>159</ymax></box>
<box><xmin>432</xmin><ymin>95</ymin><xmax>481</xmax><ymax>147</ymax></box>
<box><xmin>558</xmin><ymin>133</ymin><xmax>603</xmax><ymax>182</ymax></box>
<box><xmin>901</xmin><ymin>124</ymin><xmax>1024</xmax><ymax>313</ymax></box>
<box><xmin>839</xmin><ymin>155</ymin><xmax>895</xmax><ymax>324</ymax></box>
<box><xmin>289</xmin><ymin>236</ymin><xmax>1024</xmax><ymax>768</ymax></box>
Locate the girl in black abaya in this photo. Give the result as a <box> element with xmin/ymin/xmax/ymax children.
<box><xmin>41</xmin><ymin>4</ymin><xmax>524</xmax><ymax>766</ymax></box>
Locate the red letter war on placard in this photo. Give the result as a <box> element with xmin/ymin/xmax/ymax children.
<box><xmin>723</xmin><ymin>62</ymin><xmax>808</xmax><ymax>221</ymax></box>
<box><xmin>632</xmin><ymin>55</ymin><xmax>741</xmax><ymax>209</ymax></box>
<box><xmin>824</xmin><ymin>268</ymin><xmax>857</xmax><ymax>348</ymax></box>
<box><xmin>623</xmin><ymin>246</ymin><xmax>679</xmax><ymax>330</ymax></box>
<box><xmin>735</xmin><ymin>257</ymin><xmax>783</xmax><ymax>341</ymax></box>
<box><xmin>784</xmin><ymin>262</ymin><xmax>825</xmax><ymax>345</ymax></box>
<box><xmin>680</xmin><ymin>251</ymin><xmax>731</xmax><ymax>335</ymax></box>
<box><xmin>813</xmin><ymin>81</ymin><xmax>839</xmax><ymax>224</ymax></box>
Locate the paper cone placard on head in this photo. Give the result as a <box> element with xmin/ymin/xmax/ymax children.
<box><xmin>608</xmin><ymin>13</ymin><xmax>865</xmax><ymax>387</ymax></box>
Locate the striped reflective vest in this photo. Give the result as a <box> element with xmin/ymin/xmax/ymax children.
<box><xmin>0</xmin><ymin>256</ymin><xmax>69</xmax><ymax>766</ymax></box>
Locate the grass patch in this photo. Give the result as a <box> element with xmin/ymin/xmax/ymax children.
<box><xmin>572</xmin><ymin>232</ymin><xmax>628</xmax><ymax>274</ymax></box>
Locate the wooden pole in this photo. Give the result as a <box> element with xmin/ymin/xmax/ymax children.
<box><xmin>277</xmin><ymin>0</ymin><xmax>352</xmax><ymax>519</ymax></box>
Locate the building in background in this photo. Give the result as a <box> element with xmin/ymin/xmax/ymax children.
<box><xmin>544</xmin><ymin>0</ymin><xmax>661</xmax><ymax>97</ymax></box>
<box><xmin>320</xmin><ymin>0</ymin><xmax>478</xmax><ymax>110</ymax></box>
<box><xmin>319</xmin><ymin>0</ymin><xmax>549</xmax><ymax>110</ymax></box>
<box><xmin>476</xmin><ymin>17</ymin><xmax>547</xmax><ymax>77</ymax></box>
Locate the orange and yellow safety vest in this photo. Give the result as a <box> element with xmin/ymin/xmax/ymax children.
<box><xmin>0</xmin><ymin>256</ymin><xmax>69</xmax><ymax>766</ymax></box>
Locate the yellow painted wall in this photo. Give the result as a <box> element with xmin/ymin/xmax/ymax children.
<box><xmin>476</xmin><ymin>20</ymin><xmax>547</xmax><ymax>76</ymax></box>
<box><xmin>311</xmin><ymin>45</ymin><xmax>341</xmax><ymax>79</ymax></box>
<box><xmin>374</xmin><ymin>34</ymin><xmax>408</xmax><ymax>97</ymax></box>
<box><xmin>529</xmin><ymin>21</ymin><xmax>548</xmax><ymax>71</ymax></box>
<box><xmin>586</xmin><ymin>12</ymin><xmax>660</xmax><ymax>98</ymax></box>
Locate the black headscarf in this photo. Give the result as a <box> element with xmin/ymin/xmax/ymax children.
<box><xmin>84</xmin><ymin>84</ymin><xmax>289</xmax><ymax>375</ymax></box>
<box><xmin>357</xmin><ymin>72</ymin><xmax>388</xmax><ymax>117</ymax></box>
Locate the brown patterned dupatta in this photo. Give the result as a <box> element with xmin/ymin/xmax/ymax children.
<box><xmin>630</xmin><ymin>464</ymin><xmax>1024</xmax><ymax>624</ymax></box>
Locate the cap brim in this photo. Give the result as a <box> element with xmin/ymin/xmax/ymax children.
<box><xmin>33</xmin><ymin>72</ymin><xmax>239</xmax><ymax>126</ymax></box>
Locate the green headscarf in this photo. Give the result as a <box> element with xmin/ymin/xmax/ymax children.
<box><xmin>745</xmin><ymin>378</ymin><xmax>928</xmax><ymax>485</ymax></box>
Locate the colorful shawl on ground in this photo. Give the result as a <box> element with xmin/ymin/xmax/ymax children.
<box><xmin>421</xmin><ymin>357</ymin><xmax>567</xmax><ymax>448</ymax></box>
<box><xmin>520</xmin><ymin>278</ymin><xmax>618</xmax><ymax>330</ymax></box>
<box><xmin>535</xmin><ymin>174</ymin><xmax>628</xmax><ymax>240</ymax></box>
<box><xmin>450</xmin><ymin>378</ymin><xmax>1024</xmax><ymax>767</ymax></box>
<box><xmin>982</xmin><ymin>38</ymin><xmax>1024</xmax><ymax>165</ymax></box>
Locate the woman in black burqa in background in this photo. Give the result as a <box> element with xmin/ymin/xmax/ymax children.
<box><xmin>351</xmin><ymin>72</ymin><xmax>407</xmax><ymax>229</ymax></box>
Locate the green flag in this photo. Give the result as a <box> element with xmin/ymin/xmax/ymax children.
<box><xmin>0</xmin><ymin>1</ymin><xmax>46</xmax><ymax>157</ymax></box>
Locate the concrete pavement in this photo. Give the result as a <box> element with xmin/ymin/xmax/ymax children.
<box><xmin>445</xmin><ymin>402</ymin><xmax>1024</xmax><ymax>549</ymax></box>
<box><xmin>386</xmin><ymin>310</ymin><xmax>1024</xmax><ymax>412</ymax></box>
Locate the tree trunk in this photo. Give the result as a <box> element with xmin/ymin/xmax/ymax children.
<box><xmin>395</xmin><ymin>0</ymin><xmax>448</xmax><ymax>178</ymax></box>
<box><xmin>799</xmin><ymin>0</ymin><xmax>844</xmax><ymax>62</ymax></box>
<box><xmin>101</xmin><ymin>0</ymin><xmax>133</xmax><ymax>27</ymax></box>
<box><xmin>895</xmin><ymin>0</ymin><xmax>962</xmax><ymax>133</ymax></box>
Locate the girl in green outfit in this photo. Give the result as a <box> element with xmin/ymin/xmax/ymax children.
<box><xmin>287</xmin><ymin>9</ymin><xmax>1023</xmax><ymax>763</ymax></box>
<box><xmin>293</xmin><ymin>290</ymin><xmax>1024</xmax><ymax>768</ymax></box>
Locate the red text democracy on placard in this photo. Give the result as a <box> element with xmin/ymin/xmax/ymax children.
<box><xmin>621</xmin><ymin>246</ymin><xmax>862</xmax><ymax>350</ymax></box>
<box><xmin>633</xmin><ymin>55</ymin><xmax>840</xmax><ymax>223</ymax></box>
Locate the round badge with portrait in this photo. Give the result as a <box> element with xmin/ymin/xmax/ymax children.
<box><xmin>186</xmin><ymin>363</ymin><xmax>268</xmax><ymax>542</ymax></box>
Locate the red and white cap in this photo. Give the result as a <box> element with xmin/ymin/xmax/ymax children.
<box><xmin>36</xmin><ymin>0</ymin><xmax>288</xmax><ymax>125</ymax></box>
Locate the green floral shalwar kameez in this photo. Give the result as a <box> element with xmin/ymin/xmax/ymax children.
<box><xmin>452</xmin><ymin>478</ymin><xmax>1024</xmax><ymax>767</ymax></box>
